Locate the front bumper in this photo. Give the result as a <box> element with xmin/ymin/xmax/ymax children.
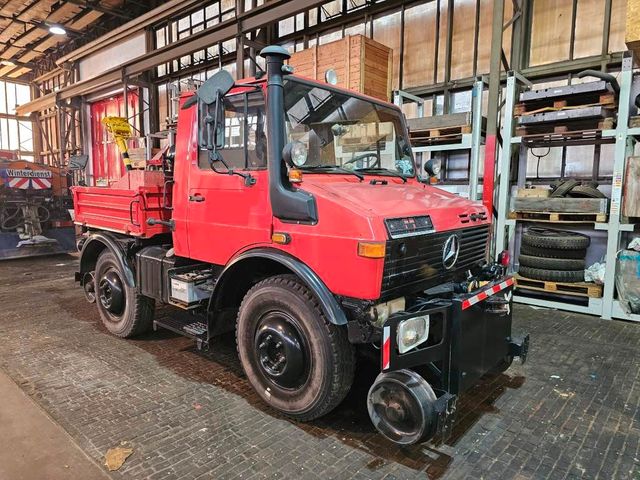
<box><xmin>381</xmin><ymin>276</ymin><xmax>522</xmax><ymax>392</ymax></box>
<box><xmin>367</xmin><ymin>276</ymin><xmax>528</xmax><ymax>444</ymax></box>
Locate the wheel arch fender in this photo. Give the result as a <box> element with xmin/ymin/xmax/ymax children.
<box><xmin>78</xmin><ymin>232</ymin><xmax>135</xmax><ymax>288</ymax></box>
<box><xmin>212</xmin><ymin>248</ymin><xmax>347</xmax><ymax>325</ymax></box>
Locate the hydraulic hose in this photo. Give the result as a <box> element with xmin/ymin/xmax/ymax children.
<box><xmin>576</xmin><ymin>69</ymin><xmax>620</xmax><ymax>94</ymax></box>
<box><xmin>0</xmin><ymin>206</ymin><xmax>22</xmax><ymax>231</ymax></box>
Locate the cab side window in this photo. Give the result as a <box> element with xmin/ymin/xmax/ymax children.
<box><xmin>198</xmin><ymin>90</ymin><xmax>266</xmax><ymax>170</ymax></box>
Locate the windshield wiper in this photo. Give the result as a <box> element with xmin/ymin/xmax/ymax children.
<box><xmin>354</xmin><ymin>167</ymin><xmax>407</xmax><ymax>183</ymax></box>
<box><xmin>299</xmin><ymin>165</ymin><xmax>364</xmax><ymax>181</ymax></box>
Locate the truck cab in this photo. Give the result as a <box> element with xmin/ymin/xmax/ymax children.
<box><xmin>73</xmin><ymin>46</ymin><xmax>528</xmax><ymax>445</ymax></box>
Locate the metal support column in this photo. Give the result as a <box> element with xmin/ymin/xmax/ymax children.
<box><xmin>469</xmin><ymin>77</ymin><xmax>485</xmax><ymax>201</ymax></box>
<box><xmin>494</xmin><ymin>73</ymin><xmax>518</xmax><ymax>255</ymax></box>
<box><xmin>482</xmin><ymin>0</ymin><xmax>506</xmax><ymax>228</ymax></box>
<box><xmin>602</xmin><ymin>52</ymin><xmax>634</xmax><ymax>320</ymax></box>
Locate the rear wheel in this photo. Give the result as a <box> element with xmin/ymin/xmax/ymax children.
<box><xmin>236</xmin><ymin>274</ymin><xmax>355</xmax><ymax>421</ymax></box>
<box><xmin>94</xmin><ymin>250</ymin><xmax>154</xmax><ymax>338</ymax></box>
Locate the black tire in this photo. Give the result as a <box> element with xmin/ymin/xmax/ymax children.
<box><xmin>550</xmin><ymin>179</ymin><xmax>580</xmax><ymax>198</ymax></box>
<box><xmin>94</xmin><ymin>250</ymin><xmax>154</xmax><ymax>338</ymax></box>
<box><xmin>520</xmin><ymin>244</ymin><xmax>587</xmax><ymax>259</ymax></box>
<box><xmin>518</xmin><ymin>266</ymin><xmax>584</xmax><ymax>283</ymax></box>
<box><xmin>522</xmin><ymin>227</ymin><xmax>591</xmax><ymax>250</ymax></box>
<box><xmin>567</xmin><ymin>185</ymin><xmax>607</xmax><ymax>198</ymax></box>
<box><xmin>518</xmin><ymin>254</ymin><xmax>585</xmax><ymax>270</ymax></box>
<box><xmin>236</xmin><ymin>274</ymin><xmax>355</xmax><ymax>421</ymax></box>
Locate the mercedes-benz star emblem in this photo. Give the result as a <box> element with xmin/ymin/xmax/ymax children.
<box><xmin>442</xmin><ymin>234</ymin><xmax>460</xmax><ymax>270</ymax></box>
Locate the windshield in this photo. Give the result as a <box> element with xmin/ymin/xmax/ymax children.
<box><xmin>283</xmin><ymin>78</ymin><xmax>415</xmax><ymax>177</ymax></box>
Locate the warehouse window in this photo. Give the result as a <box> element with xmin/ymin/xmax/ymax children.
<box><xmin>0</xmin><ymin>80</ymin><xmax>33</xmax><ymax>160</ymax></box>
<box><xmin>154</xmin><ymin>0</ymin><xmax>237</xmax><ymax>79</ymax></box>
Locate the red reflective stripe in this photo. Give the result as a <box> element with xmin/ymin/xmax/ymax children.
<box><xmin>461</xmin><ymin>277</ymin><xmax>514</xmax><ymax>310</ymax></box>
<box><xmin>35</xmin><ymin>178</ymin><xmax>51</xmax><ymax>189</ymax></box>
<box><xmin>382</xmin><ymin>326</ymin><xmax>391</xmax><ymax>371</ymax></box>
<box><xmin>13</xmin><ymin>178</ymin><xmax>29</xmax><ymax>188</ymax></box>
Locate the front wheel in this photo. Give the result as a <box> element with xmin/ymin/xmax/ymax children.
<box><xmin>94</xmin><ymin>250</ymin><xmax>154</xmax><ymax>338</ymax></box>
<box><xmin>236</xmin><ymin>275</ymin><xmax>355</xmax><ymax>421</ymax></box>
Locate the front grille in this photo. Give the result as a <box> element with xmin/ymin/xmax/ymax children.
<box><xmin>381</xmin><ymin>225</ymin><xmax>489</xmax><ymax>298</ymax></box>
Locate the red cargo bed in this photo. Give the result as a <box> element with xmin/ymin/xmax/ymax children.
<box><xmin>72</xmin><ymin>171</ymin><xmax>172</xmax><ymax>238</ymax></box>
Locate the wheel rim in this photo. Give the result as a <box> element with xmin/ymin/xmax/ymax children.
<box><xmin>254</xmin><ymin>311</ymin><xmax>309</xmax><ymax>390</ymax></box>
<box><xmin>98</xmin><ymin>269</ymin><xmax>125</xmax><ymax>317</ymax></box>
<box><xmin>367</xmin><ymin>370</ymin><xmax>437</xmax><ymax>445</ymax></box>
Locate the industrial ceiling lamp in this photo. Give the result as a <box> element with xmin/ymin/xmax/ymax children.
<box><xmin>49</xmin><ymin>24</ymin><xmax>66</xmax><ymax>35</ymax></box>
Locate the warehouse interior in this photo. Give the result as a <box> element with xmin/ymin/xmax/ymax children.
<box><xmin>0</xmin><ymin>0</ymin><xmax>639</xmax><ymax>479</ymax></box>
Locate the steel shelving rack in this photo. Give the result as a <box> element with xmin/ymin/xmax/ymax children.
<box><xmin>495</xmin><ymin>52</ymin><xmax>640</xmax><ymax>322</ymax></box>
<box><xmin>396</xmin><ymin>78</ymin><xmax>486</xmax><ymax>201</ymax></box>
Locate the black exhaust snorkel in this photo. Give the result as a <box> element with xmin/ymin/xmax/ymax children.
<box><xmin>260</xmin><ymin>46</ymin><xmax>317</xmax><ymax>224</ymax></box>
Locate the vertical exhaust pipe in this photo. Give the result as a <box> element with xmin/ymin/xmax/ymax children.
<box><xmin>260</xmin><ymin>46</ymin><xmax>317</xmax><ymax>223</ymax></box>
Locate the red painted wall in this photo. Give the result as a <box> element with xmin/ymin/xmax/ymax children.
<box><xmin>89</xmin><ymin>91</ymin><xmax>139</xmax><ymax>185</ymax></box>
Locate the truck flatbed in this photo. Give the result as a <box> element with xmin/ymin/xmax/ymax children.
<box><xmin>73</xmin><ymin>170</ymin><xmax>171</xmax><ymax>237</ymax></box>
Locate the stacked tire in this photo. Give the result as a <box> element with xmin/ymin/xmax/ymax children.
<box><xmin>518</xmin><ymin>227</ymin><xmax>590</xmax><ymax>283</ymax></box>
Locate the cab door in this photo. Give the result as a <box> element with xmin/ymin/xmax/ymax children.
<box><xmin>186</xmin><ymin>89</ymin><xmax>271</xmax><ymax>265</ymax></box>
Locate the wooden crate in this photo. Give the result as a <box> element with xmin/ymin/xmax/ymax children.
<box><xmin>514</xmin><ymin>275</ymin><xmax>603</xmax><ymax>298</ymax></box>
<box><xmin>623</xmin><ymin>156</ymin><xmax>640</xmax><ymax>218</ymax></box>
<box><xmin>288</xmin><ymin>35</ymin><xmax>392</xmax><ymax>102</ymax></box>
<box><xmin>127</xmin><ymin>147</ymin><xmax>147</xmax><ymax>169</ymax></box>
<box><xmin>626</xmin><ymin>0</ymin><xmax>640</xmax><ymax>63</ymax></box>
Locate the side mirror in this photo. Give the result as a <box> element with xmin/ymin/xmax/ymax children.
<box><xmin>182</xmin><ymin>69</ymin><xmax>235</xmax><ymax>109</ymax></box>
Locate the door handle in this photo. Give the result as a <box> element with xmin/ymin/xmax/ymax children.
<box><xmin>188</xmin><ymin>194</ymin><xmax>205</xmax><ymax>202</ymax></box>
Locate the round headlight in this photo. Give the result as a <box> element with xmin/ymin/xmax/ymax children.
<box><xmin>325</xmin><ymin>68</ymin><xmax>338</xmax><ymax>85</ymax></box>
<box><xmin>290</xmin><ymin>141</ymin><xmax>308</xmax><ymax>167</ymax></box>
<box><xmin>424</xmin><ymin>158</ymin><xmax>442</xmax><ymax>177</ymax></box>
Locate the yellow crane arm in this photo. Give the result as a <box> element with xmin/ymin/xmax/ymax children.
<box><xmin>102</xmin><ymin>116</ymin><xmax>133</xmax><ymax>171</ymax></box>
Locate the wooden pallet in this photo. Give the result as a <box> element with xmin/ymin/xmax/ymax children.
<box><xmin>514</xmin><ymin>92</ymin><xmax>616</xmax><ymax>116</ymax></box>
<box><xmin>516</xmin><ymin>117</ymin><xmax>614</xmax><ymax>137</ymax></box>
<box><xmin>514</xmin><ymin>274</ymin><xmax>603</xmax><ymax>298</ymax></box>
<box><xmin>509</xmin><ymin>211</ymin><xmax>607</xmax><ymax>223</ymax></box>
<box><xmin>409</xmin><ymin>125</ymin><xmax>471</xmax><ymax>146</ymax></box>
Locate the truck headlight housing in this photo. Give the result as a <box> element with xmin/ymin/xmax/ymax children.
<box><xmin>397</xmin><ymin>315</ymin><xmax>430</xmax><ymax>354</ymax></box>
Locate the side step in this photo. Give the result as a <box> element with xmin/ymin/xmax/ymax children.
<box><xmin>153</xmin><ymin>312</ymin><xmax>209</xmax><ymax>349</ymax></box>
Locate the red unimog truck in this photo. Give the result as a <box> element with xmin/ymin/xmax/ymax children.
<box><xmin>73</xmin><ymin>46</ymin><xmax>528</xmax><ymax>445</ymax></box>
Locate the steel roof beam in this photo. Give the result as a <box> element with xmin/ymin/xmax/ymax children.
<box><xmin>65</xmin><ymin>0</ymin><xmax>133</xmax><ymax>20</ymax></box>
<box><xmin>18</xmin><ymin>0</ymin><xmax>326</xmax><ymax>114</ymax></box>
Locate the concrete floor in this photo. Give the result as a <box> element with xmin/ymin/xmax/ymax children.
<box><xmin>0</xmin><ymin>253</ymin><xmax>638</xmax><ymax>479</ymax></box>
<box><xmin>0</xmin><ymin>369</ymin><xmax>108</xmax><ymax>480</ymax></box>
